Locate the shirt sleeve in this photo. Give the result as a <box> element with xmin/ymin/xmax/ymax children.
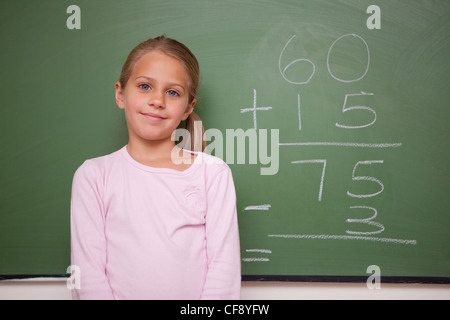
<box><xmin>70</xmin><ymin>161</ymin><xmax>114</xmax><ymax>300</ymax></box>
<box><xmin>202</xmin><ymin>165</ymin><xmax>241</xmax><ymax>300</ymax></box>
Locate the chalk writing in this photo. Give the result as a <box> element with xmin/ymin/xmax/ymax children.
<box><xmin>244</xmin><ymin>204</ymin><xmax>272</xmax><ymax>212</ymax></box>
<box><xmin>279</xmin><ymin>35</ymin><xmax>315</xmax><ymax>85</ymax></box>
<box><xmin>346</xmin><ymin>206</ymin><xmax>385</xmax><ymax>235</ymax></box>
<box><xmin>242</xmin><ymin>31</ymin><xmax>414</xmax><ymax>266</ymax></box>
<box><xmin>279</xmin><ymin>142</ymin><xmax>402</xmax><ymax>148</ymax></box>
<box><xmin>335</xmin><ymin>92</ymin><xmax>376</xmax><ymax>129</ymax></box>
<box><xmin>297</xmin><ymin>94</ymin><xmax>302</xmax><ymax>131</ymax></box>
<box><xmin>268</xmin><ymin>234</ymin><xmax>417</xmax><ymax>246</ymax></box>
<box><xmin>242</xmin><ymin>249</ymin><xmax>272</xmax><ymax>262</ymax></box>
<box><xmin>240</xmin><ymin>89</ymin><xmax>272</xmax><ymax>130</ymax></box>
<box><xmin>291</xmin><ymin>160</ymin><xmax>327</xmax><ymax>202</ymax></box>
<box><xmin>348</xmin><ymin>160</ymin><xmax>385</xmax><ymax>198</ymax></box>
<box><xmin>327</xmin><ymin>34</ymin><xmax>370</xmax><ymax>83</ymax></box>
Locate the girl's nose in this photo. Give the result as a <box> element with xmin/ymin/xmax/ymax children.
<box><xmin>148</xmin><ymin>91</ymin><xmax>165</xmax><ymax>109</ymax></box>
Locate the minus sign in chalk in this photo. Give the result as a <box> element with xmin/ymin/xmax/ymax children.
<box><xmin>244</xmin><ymin>204</ymin><xmax>272</xmax><ymax>211</ymax></box>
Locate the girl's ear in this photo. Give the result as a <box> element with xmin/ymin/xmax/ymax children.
<box><xmin>115</xmin><ymin>82</ymin><xmax>125</xmax><ymax>109</ymax></box>
<box><xmin>182</xmin><ymin>98</ymin><xmax>196</xmax><ymax>121</ymax></box>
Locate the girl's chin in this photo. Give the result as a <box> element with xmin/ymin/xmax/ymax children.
<box><xmin>134</xmin><ymin>131</ymin><xmax>175</xmax><ymax>144</ymax></box>
<box><xmin>129</xmin><ymin>125</ymin><xmax>180</xmax><ymax>144</ymax></box>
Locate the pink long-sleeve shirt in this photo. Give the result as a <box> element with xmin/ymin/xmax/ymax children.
<box><xmin>70</xmin><ymin>146</ymin><xmax>241</xmax><ymax>300</ymax></box>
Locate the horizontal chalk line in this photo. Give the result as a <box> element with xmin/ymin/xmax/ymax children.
<box><xmin>279</xmin><ymin>142</ymin><xmax>402</xmax><ymax>148</ymax></box>
<box><xmin>240</xmin><ymin>107</ymin><xmax>272</xmax><ymax>113</ymax></box>
<box><xmin>246</xmin><ymin>249</ymin><xmax>272</xmax><ymax>254</ymax></box>
<box><xmin>268</xmin><ymin>234</ymin><xmax>417</xmax><ymax>245</ymax></box>
<box><xmin>244</xmin><ymin>204</ymin><xmax>271</xmax><ymax>211</ymax></box>
<box><xmin>242</xmin><ymin>258</ymin><xmax>270</xmax><ymax>262</ymax></box>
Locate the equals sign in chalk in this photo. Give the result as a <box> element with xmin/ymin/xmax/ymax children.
<box><xmin>242</xmin><ymin>249</ymin><xmax>272</xmax><ymax>262</ymax></box>
<box><xmin>243</xmin><ymin>204</ymin><xmax>271</xmax><ymax>212</ymax></box>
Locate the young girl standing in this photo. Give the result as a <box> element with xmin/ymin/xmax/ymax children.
<box><xmin>70</xmin><ymin>36</ymin><xmax>241</xmax><ymax>300</ymax></box>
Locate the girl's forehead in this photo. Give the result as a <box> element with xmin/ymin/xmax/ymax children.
<box><xmin>132</xmin><ymin>51</ymin><xmax>189</xmax><ymax>81</ymax></box>
<box><xmin>135</xmin><ymin>51</ymin><xmax>183</xmax><ymax>70</ymax></box>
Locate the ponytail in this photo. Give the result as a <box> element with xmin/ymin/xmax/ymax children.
<box><xmin>184</xmin><ymin>111</ymin><xmax>206</xmax><ymax>152</ymax></box>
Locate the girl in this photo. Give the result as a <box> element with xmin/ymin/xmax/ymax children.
<box><xmin>70</xmin><ymin>36</ymin><xmax>241</xmax><ymax>300</ymax></box>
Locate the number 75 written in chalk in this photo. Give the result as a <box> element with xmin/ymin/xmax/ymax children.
<box><xmin>290</xmin><ymin>160</ymin><xmax>385</xmax><ymax>202</ymax></box>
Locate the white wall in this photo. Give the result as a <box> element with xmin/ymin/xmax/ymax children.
<box><xmin>0</xmin><ymin>279</ymin><xmax>449</xmax><ymax>300</ymax></box>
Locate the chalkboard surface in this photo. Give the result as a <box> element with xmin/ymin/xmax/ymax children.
<box><xmin>1</xmin><ymin>0</ymin><xmax>449</xmax><ymax>282</ymax></box>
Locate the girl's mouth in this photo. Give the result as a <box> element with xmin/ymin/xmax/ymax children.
<box><xmin>141</xmin><ymin>112</ymin><xmax>167</xmax><ymax>121</ymax></box>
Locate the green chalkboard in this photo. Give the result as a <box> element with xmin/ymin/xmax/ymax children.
<box><xmin>1</xmin><ymin>0</ymin><xmax>449</xmax><ymax>282</ymax></box>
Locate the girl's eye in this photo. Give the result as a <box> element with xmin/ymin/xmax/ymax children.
<box><xmin>139</xmin><ymin>84</ymin><xmax>151</xmax><ymax>91</ymax></box>
<box><xmin>167</xmin><ymin>90</ymin><xmax>180</xmax><ymax>97</ymax></box>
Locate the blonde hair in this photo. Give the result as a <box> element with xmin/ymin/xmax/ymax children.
<box><xmin>118</xmin><ymin>35</ymin><xmax>205</xmax><ymax>151</ymax></box>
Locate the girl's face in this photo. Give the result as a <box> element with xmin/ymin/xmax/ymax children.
<box><xmin>115</xmin><ymin>51</ymin><xmax>195</xmax><ymax>145</ymax></box>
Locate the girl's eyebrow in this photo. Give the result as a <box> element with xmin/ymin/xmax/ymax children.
<box><xmin>135</xmin><ymin>76</ymin><xmax>185</xmax><ymax>90</ymax></box>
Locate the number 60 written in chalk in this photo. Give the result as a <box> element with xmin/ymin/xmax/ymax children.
<box><xmin>279</xmin><ymin>34</ymin><xmax>371</xmax><ymax>85</ymax></box>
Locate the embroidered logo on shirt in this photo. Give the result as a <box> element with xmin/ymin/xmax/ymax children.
<box><xmin>184</xmin><ymin>187</ymin><xmax>206</xmax><ymax>215</ymax></box>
